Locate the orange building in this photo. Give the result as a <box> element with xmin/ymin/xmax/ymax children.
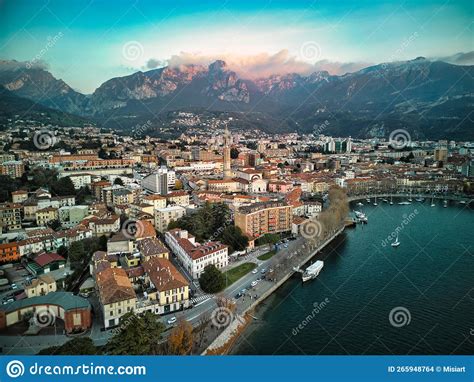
<box><xmin>0</xmin><ymin>242</ymin><xmax>20</xmax><ymax>263</ymax></box>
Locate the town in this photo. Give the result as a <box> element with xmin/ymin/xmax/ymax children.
<box><xmin>0</xmin><ymin>118</ymin><xmax>472</xmax><ymax>355</ymax></box>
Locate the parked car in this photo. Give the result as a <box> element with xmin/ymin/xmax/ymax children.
<box><xmin>252</xmin><ymin>268</ymin><xmax>258</xmax><ymax>274</ymax></box>
<box><xmin>251</xmin><ymin>280</ymin><xmax>258</xmax><ymax>287</ymax></box>
<box><xmin>260</xmin><ymin>268</ymin><xmax>266</xmax><ymax>274</ymax></box>
<box><xmin>234</xmin><ymin>292</ymin><xmax>243</xmax><ymax>299</ymax></box>
<box><xmin>167</xmin><ymin>316</ymin><xmax>177</xmax><ymax>325</ymax></box>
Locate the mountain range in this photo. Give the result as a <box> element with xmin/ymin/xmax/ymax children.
<box><xmin>0</xmin><ymin>56</ymin><xmax>473</xmax><ymax>140</ymax></box>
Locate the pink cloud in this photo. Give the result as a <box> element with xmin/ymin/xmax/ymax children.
<box><xmin>161</xmin><ymin>50</ymin><xmax>372</xmax><ymax>78</ymax></box>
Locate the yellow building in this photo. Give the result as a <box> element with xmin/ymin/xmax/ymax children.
<box><xmin>96</xmin><ymin>267</ymin><xmax>137</xmax><ymax>329</ymax></box>
<box><xmin>142</xmin><ymin>257</ymin><xmax>190</xmax><ymax>313</ymax></box>
<box><xmin>234</xmin><ymin>201</ymin><xmax>292</xmax><ymax>239</ymax></box>
<box><xmin>35</xmin><ymin>207</ymin><xmax>59</xmax><ymax>226</ymax></box>
<box><xmin>24</xmin><ymin>275</ymin><xmax>57</xmax><ymax>298</ymax></box>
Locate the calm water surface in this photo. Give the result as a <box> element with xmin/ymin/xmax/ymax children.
<box><xmin>233</xmin><ymin>200</ymin><xmax>474</xmax><ymax>355</ymax></box>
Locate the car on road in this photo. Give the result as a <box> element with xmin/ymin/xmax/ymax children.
<box><xmin>10</xmin><ymin>283</ymin><xmax>18</xmax><ymax>290</ymax></box>
<box><xmin>260</xmin><ymin>268</ymin><xmax>266</xmax><ymax>274</ymax></box>
<box><xmin>167</xmin><ymin>316</ymin><xmax>177</xmax><ymax>325</ymax></box>
<box><xmin>251</xmin><ymin>280</ymin><xmax>258</xmax><ymax>287</ymax></box>
<box><xmin>252</xmin><ymin>268</ymin><xmax>258</xmax><ymax>274</ymax></box>
<box><xmin>234</xmin><ymin>292</ymin><xmax>243</xmax><ymax>299</ymax></box>
<box><xmin>284</xmin><ymin>243</ymin><xmax>289</xmax><ymax>248</ymax></box>
<box><xmin>240</xmin><ymin>288</ymin><xmax>247</xmax><ymax>294</ymax></box>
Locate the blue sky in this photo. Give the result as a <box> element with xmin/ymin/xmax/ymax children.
<box><xmin>1</xmin><ymin>0</ymin><xmax>472</xmax><ymax>93</ymax></box>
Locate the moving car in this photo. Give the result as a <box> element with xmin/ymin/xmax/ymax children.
<box><xmin>167</xmin><ymin>316</ymin><xmax>177</xmax><ymax>325</ymax></box>
<box><xmin>252</xmin><ymin>268</ymin><xmax>258</xmax><ymax>274</ymax></box>
<box><xmin>251</xmin><ymin>280</ymin><xmax>258</xmax><ymax>287</ymax></box>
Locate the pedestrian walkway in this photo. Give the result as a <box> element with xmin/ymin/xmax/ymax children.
<box><xmin>191</xmin><ymin>294</ymin><xmax>212</xmax><ymax>305</ymax></box>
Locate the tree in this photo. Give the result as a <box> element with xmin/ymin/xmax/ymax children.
<box><xmin>38</xmin><ymin>337</ymin><xmax>98</xmax><ymax>355</ymax></box>
<box><xmin>174</xmin><ymin>179</ymin><xmax>183</xmax><ymax>190</ymax></box>
<box><xmin>68</xmin><ymin>241</ymin><xmax>86</xmax><ymax>270</ymax></box>
<box><xmin>57</xmin><ymin>245</ymin><xmax>68</xmax><ymax>259</ymax></box>
<box><xmin>230</xmin><ymin>147</ymin><xmax>239</xmax><ymax>159</ymax></box>
<box><xmin>166</xmin><ymin>319</ymin><xmax>194</xmax><ymax>355</ymax></box>
<box><xmin>51</xmin><ymin>176</ymin><xmax>76</xmax><ymax>196</ymax></box>
<box><xmin>107</xmin><ymin>312</ymin><xmax>166</xmax><ymax>355</ymax></box>
<box><xmin>113</xmin><ymin>177</ymin><xmax>124</xmax><ymax>186</ymax></box>
<box><xmin>199</xmin><ymin>265</ymin><xmax>226</xmax><ymax>293</ymax></box>
<box><xmin>48</xmin><ymin>219</ymin><xmax>61</xmax><ymax>231</ymax></box>
<box><xmin>221</xmin><ymin>225</ymin><xmax>248</xmax><ymax>253</ymax></box>
<box><xmin>196</xmin><ymin>312</ymin><xmax>211</xmax><ymax>349</ymax></box>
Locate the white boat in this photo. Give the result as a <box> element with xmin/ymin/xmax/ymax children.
<box><xmin>391</xmin><ymin>235</ymin><xmax>400</xmax><ymax>247</ymax></box>
<box><xmin>390</xmin><ymin>195</ymin><xmax>393</xmax><ymax>205</ymax></box>
<box><xmin>398</xmin><ymin>201</ymin><xmax>411</xmax><ymax>205</ymax></box>
<box><xmin>459</xmin><ymin>200</ymin><xmax>466</xmax><ymax>205</ymax></box>
<box><xmin>354</xmin><ymin>211</ymin><xmax>367</xmax><ymax>221</ymax></box>
<box><xmin>366</xmin><ymin>198</ymin><xmax>370</xmax><ymax>203</ymax></box>
<box><xmin>430</xmin><ymin>197</ymin><xmax>435</xmax><ymax>207</ymax></box>
<box><xmin>373</xmin><ymin>196</ymin><xmax>378</xmax><ymax>206</ymax></box>
<box><xmin>357</xmin><ymin>202</ymin><xmax>364</xmax><ymax>206</ymax></box>
<box><xmin>302</xmin><ymin>260</ymin><xmax>324</xmax><ymax>282</ymax></box>
<box><xmin>443</xmin><ymin>200</ymin><xmax>448</xmax><ymax>208</ymax></box>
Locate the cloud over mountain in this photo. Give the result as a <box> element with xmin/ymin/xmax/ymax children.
<box><xmin>147</xmin><ymin>50</ymin><xmax>372</xmax><ymax>79</ymax></box>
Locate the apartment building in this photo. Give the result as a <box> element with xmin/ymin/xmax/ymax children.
<box><xmin>0</xmin><ymin>203</ymin><xmax>22</xmax><ymax>232</ymax></box>
<box><xmin>0</xmin><ymin>160</ymin><xmax>25</xmax><ymax>178</ymax></box>
<box><xmin>154</xmin><ymin>206</ymin><xmax>186</xmax><ymax>233</ymax></box>
<box><xmin>35</xmin><ymin>207</ymin><xmax>59</xmax><ymax>226</ymax></box>
<box><xmin>234</xmin><ymin>201</ymin><xmax>292</xmax><ymax>238</ymax></box>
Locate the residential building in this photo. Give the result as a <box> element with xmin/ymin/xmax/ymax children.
<box><xmin>96</xmin><ymin>267</ymin><xmax>137</xmax><ymax>328</ymax></box>
<box><xmin>165</xmin><ymin>228</ymin><xmax>228</xmax><ymax>279</ymax></box>
<box><xmin>0</xmin><ymin>160</ymin><xmax>25</xmax><ymax>178</ymax></box>
<box><xmin>0</xmin><ymin>203</ymin><xmax>22</xmax><ymax>232</ymax></box>
<box><xmin>142</xmin><ymin>257</ymin><xmax>190</xmax><ymax>314</ymax></box>
<box><xmin>0</xmin><ymin>242</ymin><xmax>19</xmax><ymax>263</ymax></box>
<box><xmin>35</xmin><ymin>207</ymin><xmax>59</xmax><ymax>226</ymax></box>
<box><xmin>24</xmin><ymin>275</ymin><xmax>57</xmax><ymax>298</ymax></box>
<box><xmin>142</xmin><ymin>167</ymin><xmax>176</xmax><ymax>195</ymax></box>
<box><xmin>154</xmin><ymin>206</ymin><xmax>186</xmax><ymax>233</ymax></box>
<box><xmin>234</xmin><ymin>201</ymin><xmax>292</xmax><ymax>238</ymax></box>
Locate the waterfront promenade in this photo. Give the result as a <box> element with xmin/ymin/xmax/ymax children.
<box><xmin>204</xmin><ymin>225</ymin><xmax>346</xmax><ymax>354</ymax></box>
<box><xmin>347</xmin><ymin>193</ymin><xmax>472</xmax><ymax>203</ymax></box>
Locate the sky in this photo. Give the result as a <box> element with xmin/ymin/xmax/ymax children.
<box><xmin>0</xmin><ymin>0</ymin><xmax>472</xmax><ymax>93</ymax></box>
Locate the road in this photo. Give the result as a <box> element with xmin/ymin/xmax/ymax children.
<box><xmin>0</xmin><ymin>237</ymin><xmax>306</xmax><ymax>354</ymax></box>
